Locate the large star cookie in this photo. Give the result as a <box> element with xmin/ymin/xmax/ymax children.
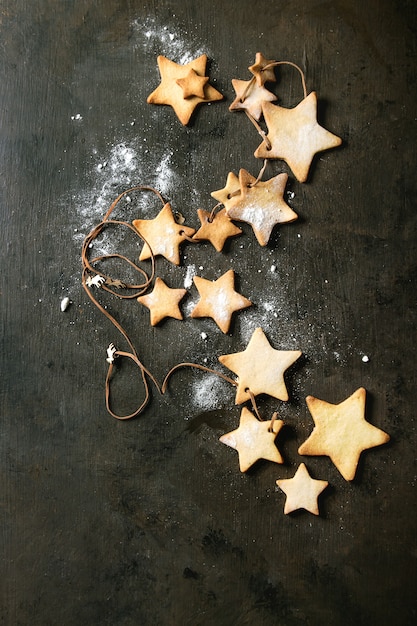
<box><xmin>254</xmin><ymin>92</ymin><xmax>342</xmax><ymax>182</ymax></box>
<box><xmin>220</xmin><ymin>406</ymin><xmax>284</xmax><ymax>472</ymax></box>
<box><xmin>219</xmin><ymin>327</ymin><xmax>302</xmax><ymax>404</ymax></box>
<box><xmin>276</xmin><ymin>463</ymin><xmax>328</xmax><ymax>515</ymax></box>
<box><xmin>137</xmin><ymin>277</ymin><xmax>187</xmax><ymax>326</ymax></box>
<box><xmin>190</xmin><ymin>269</ymin><xmax>251</xmax><ymax>333</ymax></box>
<box><xmin>226</xmin><ymin>169</ymin><xmax>298</xmax><ymax>246</ymax></box>
<box><xmin>298</xmin><ymin>387</ymin><xmax>390</xmax><ymax>481</ymax></box>
<box><xmin>193</xmin><ymin>208</ymin><xmax>242</xmax><ymax>252</ymax></box>
<box><xmin>132</xmin><ymin>203</ymin><xmax>195</xmax><ymax>266</ymax></box>
<box><xmin>229</xmin><ymin>78</ymin><xmax>277</xmax><ymax>121</ymax></box>
<box><xmin>147</xmin><ymin>54</ymin><xmax>223</xmax><ymax>125</ymax></box>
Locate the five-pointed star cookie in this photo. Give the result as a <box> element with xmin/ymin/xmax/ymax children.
<box><xmin>137</xmin><ymin>277</ymin><xmax>187</xmax><ymax>326</ymax></box>
<box><xmin>132</xmin><ymin>203</ymin><xmax>195</xmax><ymax>266</ymax></box>
<box><xmin>226</xmin><ymin>169</ymin><xmax>298</xmax><ymax>246</ymax></box>
<box><xmin>254</xmin><ymin>92</ymin><xmax>342</xmax><ymax>182</ymax></box>
<box><xmin>219</xmin><ymin>327</ymin><xmax>302</xmax><ymax>404</ymax></box>
<box><xmin>190</xmin><ymin>269</ymin><xmax>252</xmax><ymax>333</ymax></box>
<box><xmin>220</xmin><ymin>406</ymin><xmax>284</xmax><ymax>472</ymax></box>
<box><xmin>276</xmin><ymin>463</ymin><xmax>328</xmax><ymax>515</ymax></box>
<box><xmin>298</xmin><ymin>388</ymin><xmax>390</xmax><ymax>481</ymax></box>
<box><xmin>229</xmin><ymin>78</ymin><xmax>277</xmax><ymax>121</ymax></box>
<box><xmin>147</xmin><ymin>54</ymin><xmax>223</xmax><ymax>125</ymax></box>
<box><xmin>210</xmin><ymin>171</ymin><xmax>241</xmax><ymax>210</ymax></box>
<box><xmin>193</xmin><ymin>208</ymin><xmax>242</xmax><ymax>252</ymax></box>
<box><xmin>248</xmin><ymin>52</ymin><xmax>277</xmax><ymax>86</ymax></box>
<box><xmin>176</xmin><ymin>69</ymin><xmax>209</xmax><ymax>98</ymax></box>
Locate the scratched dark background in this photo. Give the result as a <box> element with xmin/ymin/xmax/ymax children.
<box><xmin>1</xmin><ymin>0</ymin><xmax>416</xmax><ymax>624</ymax></box>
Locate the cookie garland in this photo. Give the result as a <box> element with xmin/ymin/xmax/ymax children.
<box><xmin>81</xmin><ymin>52</ymin><xmax>390</xmax><ymax>517</ymax></box>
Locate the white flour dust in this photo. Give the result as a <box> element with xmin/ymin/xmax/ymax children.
<box><xmin>70</xmin><ymin>142</ymin><xmax>180</xmax><ymax>252</ymax></box>
<box><xmin>132</xmin><ymin>15</ymin><xmax>209</xmax><ymax>64</ymax></box>
<box><xmin>191</xmin><ymin>372</ymin><xmax>230</xmax><ymax>411</ymax></box>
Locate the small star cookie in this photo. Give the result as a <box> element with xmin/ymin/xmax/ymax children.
<box><xmin>226</xmin><ymin>169</ymin><xmax>298</xmax><ymax>246</ymax></box>
<box><xmin>229</xmin><ymin>79</ymin><xmax>277</xmax><ymax>121</ymax></box>
<box><xmin>276</xmin><ymin>463</ymin><xmax>328</xmax><ymax>515</ymax></box>
<box><xmin>147</xmin><ymin>54</ymin><xmax>223</xmax><ymax>125</ymax></box>
<box><xmin>220</xmin><ymin>406</ymin><xmax>284</xmax><ymax>472</ymax></box>
<box><xmin>190</xmin><ymin>269</ymin><xmax>251</xmax><ymax>334</ymax></box>
<box><xmin>248</xmin><ymin>52</ymin><xmax>277</xmax><ymax>86</ymax></box>
<box><xmin>219</xmin><ymin>327</ymin><xmax>302</xmax><ymax>404</ymax></box>
<box><xmin>298</xmin><ymin>388</ymin><xmax>390</xmax><ymax>481</ymax></box>
<box><xmin>137</xmin><ymin>277</ymin><xmax>187</xmax><ymax>326</ymax></box>
<box><xmin>254</xmin><ymin>93</ymin><xmax>342</xmax><ymax>182</ymax></box>
<box><xmin>132</xmin><ymin>203</ymin><xmax>195</xmax><ymax>266</ymax></box>
<box><xmin>210</xmin><ymin>172</ymin><xmax>241</xmax><ymax>210</ymax></box>
<box><xmin>193</xmin><ymin>208</ymin><xmax>242</xmax><ymax>252</ymax></box>
<box><xmin>176</xmin><ymin>69</ymin><xmax>209</xmax><ymax>99</ymax></box>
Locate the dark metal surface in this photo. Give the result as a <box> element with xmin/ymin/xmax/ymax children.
<box><xmin>1</xmin><ymin>0</ymin><xmax>416</xmax><ymax>624</ymax></box>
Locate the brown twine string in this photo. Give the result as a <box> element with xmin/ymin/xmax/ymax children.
<box><xmin>249</xmin><ymin>159</ymin><xmax>268</xmax><ymax>187</ymax></box>
<box><xmin>240</xmin><ymin>76</ymin><xmax>257</xmax><ymax>102</ymax></box>
<box><xmin>82</xmin><ymin>220</ymin><xmax>155</xmax><ymax>298</ymax></box>
<box><xmin>268</xmin><ymin>411</ymin><xmax>278</xmax><ymax>433</ymax></box>
<box><xmin>245</xmin><ymin>110</ymin><xmax>272</xmax><ymax>150</ymax></box>
<box><xmin>246</xmin><ymin>388</ymin><xmax>263</xmax><ymax>421</ymax></box>
<box><xmin>264</xmin><ymin>61</ymin><xmax>307</xmax><ymax>99</ymax></box>
<box><xmin>240</xmin><ymin>60</ymin><xmax>307</xmax><ymax>103</ymax></box>
<box><xmin>208</xmin><ymin>202</ymin><xmax>225</xmax><ymax>223</ymax></box>
<box><xmin>81</xmin><ymin>185</ymin><xmax>165</xmax><ymax>420</ymax></box>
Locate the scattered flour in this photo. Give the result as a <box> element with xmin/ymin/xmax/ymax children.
<box><xmin>184</xmin><ymin>264</ymin><xmax>197</xmax><ymax>289</ymax></box>
<box><xmin>191</xmin><ymin>373</ymin><xmax>229</xmax><ymax>411</ymax></box>
<box><xmin>132</xmin><ymin>15</ymin><xmax>209</xmax><ymax>64</ymax></box>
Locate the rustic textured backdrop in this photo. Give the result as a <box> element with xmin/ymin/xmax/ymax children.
<box><xmin>1</xmin><ymin>0</ymin><xmax>416</xmax><ymax>624</ymax></box>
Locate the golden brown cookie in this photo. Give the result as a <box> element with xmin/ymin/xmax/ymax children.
<box><xmin>190</xmin><ymin>269</ymin><xmax>251</xmax><ymax>334</ymax></box>
<box><xmin>219</xmin><ymin>327</ymin><xmax>302</xmax><ymax>404</ymax></box>
<box><xmin>254</xmin><ymin>93</ymin><xmax>342</xmax><ymax>182</ymax></box>
<box><xmin>132</xmin><ymin>203</ymin><xmax>195</xmax><ymax>266</ymax></box>
<box><xmin>193</xmin><ymin>208</ymin><xmax>242</xmax><ymax>252</ymax></box>
<box><xmin>147</xmin><ymin>54</ymin><xmax>223</xmax><ymax>125</ymax></box>
<box><xmin>276</xmin><ymin>463</ymin><xmax>328</xmax><ymax>515</ymax></box>
<box><xmin>226</xmin><ymin>169</ymin><xmax>298</xmax><ymax>246</ymax></box>
<box><xmin>220</xmin><ymin>406</ymin><xmax>284</xmax><ymax>472</ymax></box>
<box><xmin>229</xmin><ymin>78</ymin><xmax>277</xmax><ymax>121</ymax></box>
<box><xmin>210</xmin><ymin>171</ymin><xmax>241</xmax><ymax>210</ymax></box>
<box><xmin>137</xmin><ymin>277</ymin><xmax>187</xmax><ymax>326</ymax></box>
<box><xmin>298</xmin><ymin>387</ymin><xmax>390</xmax><ymax>481</ymax></box>
<box><xmin>248</xmin><ymin>52</ymin><xmax>277</xmax><ymax>86</ymax></box>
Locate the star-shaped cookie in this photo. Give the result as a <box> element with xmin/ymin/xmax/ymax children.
<box><xmin>132</xmin><ymin>203</ymin><xmax>195</xmax><ymax>266</ymax></box>
<box><xmin>248</xmin><ymin>52</ymin><xmax>277</xmax><ymax>86</ymax></box>
<box><xmin>147</xmin><ymin>54</ymin><xmax>223</xmax><ymax>125</ymax></box>
<box><xmin>219</xmin><ymin>406</ymin><xmax>284</xmax><ymax>472</ymax></box>
<box><xmin>229</xmin><ymin>79</ymin><xmax>277</xmax><ymax>121</ymax></box>
<box><xmin>226</xmin><ymin>169</ymin><xmax>298</xmax><ymax>246</ymax></box>
<box><xmin>137</xmin><ymin>277</ymin><xmax>187</xmax><ymax>326</ymax></box>
<box><xmin>190</xmin><ymin>269</ymin><xmax>251</xmax><ymax>333</ymax></box>
<box><xmin>176</xmin><ymin>69</ymin><xmax>209</xmax><ymax>98</ymax></box>
<box><xmin>298</xmin><ymin>388</ymin><xmax>390</xmax><ymax>481</ymax></box>
<box><xmin>218</xmin><ymin>327</ymin><xmax>302</xmax><ymax>404</ymax></box>
<box><xmin>193</xmin><ymin>208</ymin><xmax>242</xmax><ymax>252</ymax></box>
<box><xmin>254</xmin><ymin>92</ymin><xmax>342</xmax><ymax>182</ymax></box>
<box><xmin>210</xmin><ymin>171</ymin><xmax>241</xmax><ymax>210</ymax></box>
<box><xmin>276</xmin><ymin>463</ymin><xmax>328</xmax><ymax>515</ymax></box>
